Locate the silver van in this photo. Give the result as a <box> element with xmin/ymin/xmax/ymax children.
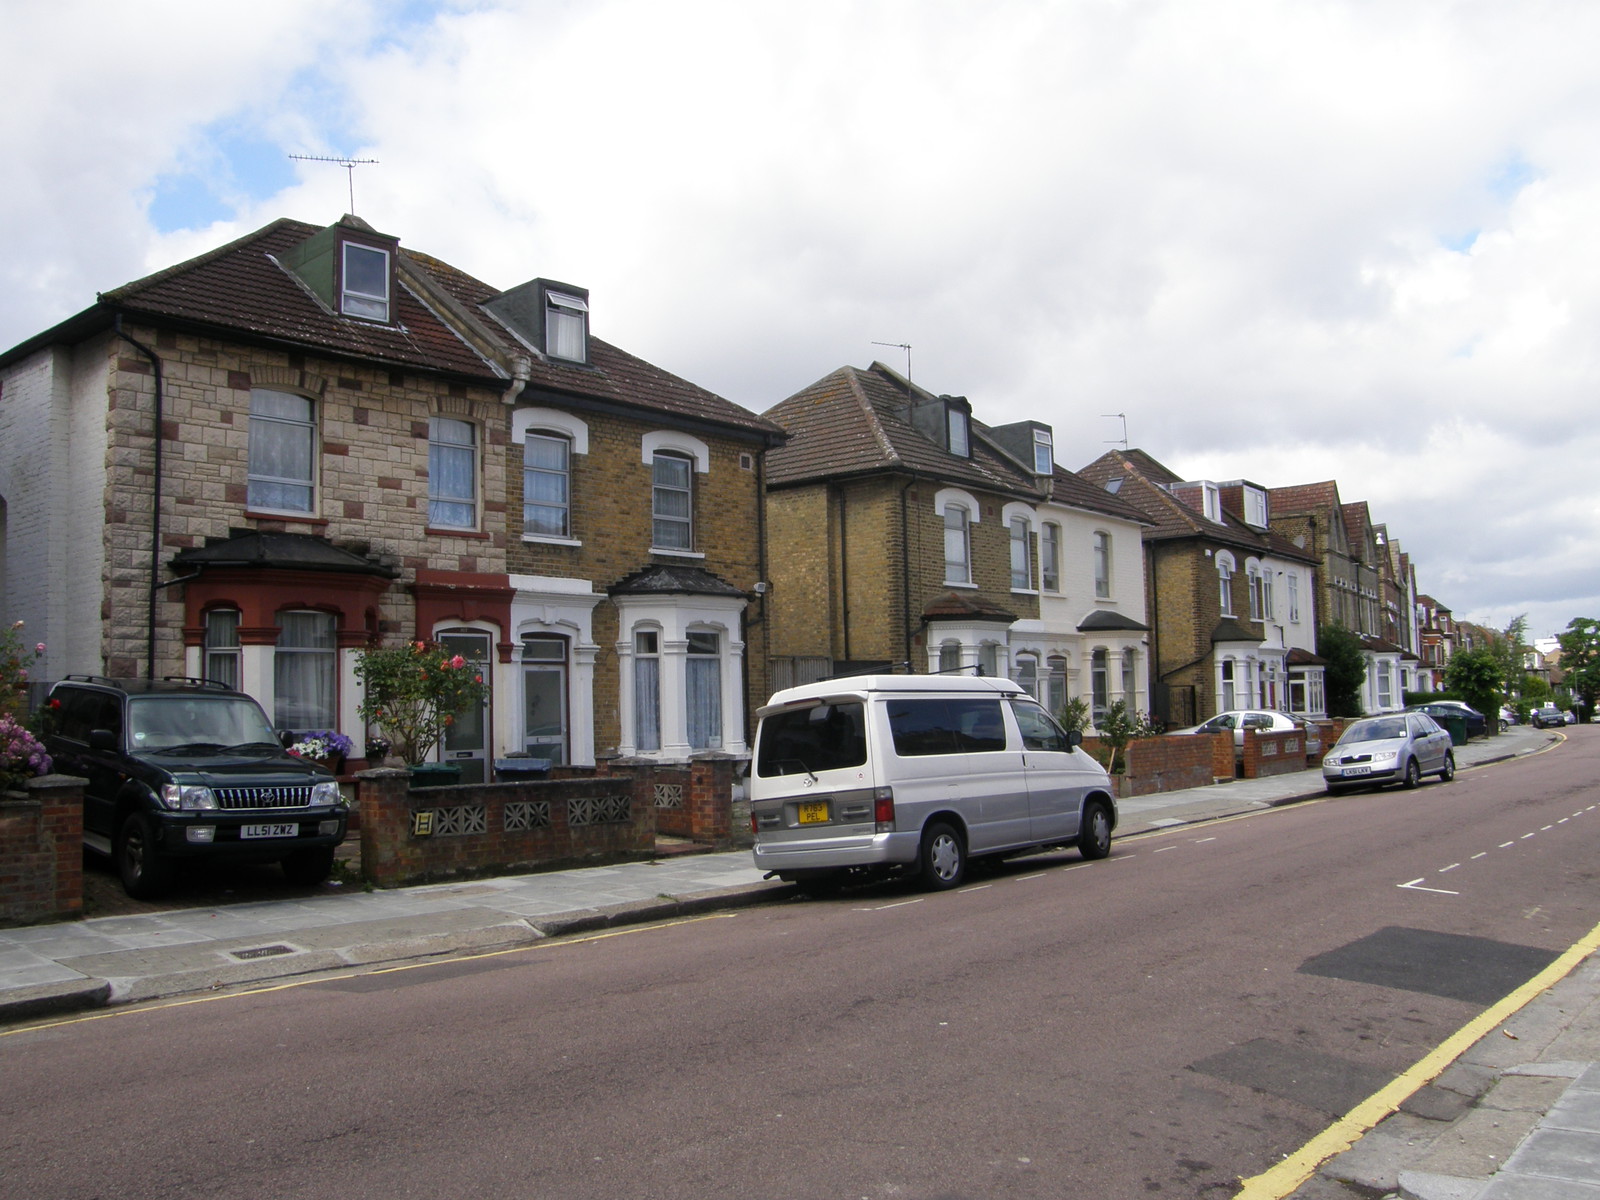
<box><xmin>749</xmin><ymin>674</ymin><xmax>1116</xmax><ymax>893</ymax></box>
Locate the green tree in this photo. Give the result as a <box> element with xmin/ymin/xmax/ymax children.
<box><xmin>1094</xmin><ymin>699</ymin><xmax>1155</xmax><ymax>774</ymax></box>
<box><xmin>1486</xmin><ymin>615</ymin><xmax>1529</xmax><ymax>710</ymax></box>
<box><xmin>1318</xmin><ymin>626</ymin><xmax>1367</xmax><ymax>718</ymax></box>
<box><xmin>1557</xmin><ymin>617</ymin><xmax>1600</xmax><ymax>716</ymax></box>
<box><xmin>1443</xmin><ymin>647</ymin><xmax>1502</xmax><ymax>725</ymax></box>
<box><xmin>355</xmin><ymin>641</ymin><xmax>491</xmax><ymax>766</ymax></box>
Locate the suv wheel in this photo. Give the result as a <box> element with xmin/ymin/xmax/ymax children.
<box><xmin>281</xmin><ymin>846</ymin><xmax>336</xmax><ymax>887</ymax></box>
<box><xmin>116</xmin><ymin>812</ymin><xmax>173</xmax><ymax>899</ymax></box>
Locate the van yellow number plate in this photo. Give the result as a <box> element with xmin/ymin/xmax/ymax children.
<box><xmin>797</xmin><ymin>801</ymin><xmax>829</xmax><ymax>825</ymax></box>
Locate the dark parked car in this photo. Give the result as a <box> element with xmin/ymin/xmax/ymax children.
<box><xmin>42</xmin><ymin>676</ymin><xmax>348</xmax><ymax>898</ymax></box>
<box><xmin>1406</xmin><ymin>700</ymin><xmax>1486</xmax><ymax>738</ymax></box>
<box><xmin>1532</xmin><ymin>706</ymin><xmax>1567</xmax><ymax>729</ymax></box>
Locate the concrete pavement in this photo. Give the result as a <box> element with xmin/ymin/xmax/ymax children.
<box><xmin>1</xmin><ymin>724</ymin><xmax>1586</xmax><ymax>1199</ymax></box>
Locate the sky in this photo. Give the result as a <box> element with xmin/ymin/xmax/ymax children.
<box><xmin>5</xmin><ymin>0</ymin><xmax>1598</xmax><ymax>643</ymax></box>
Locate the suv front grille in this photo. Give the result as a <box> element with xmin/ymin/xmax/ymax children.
<box><xmin>213</xmin><ymin>785</ymin><xmax>317</xmax><ymax>810</ymax></box>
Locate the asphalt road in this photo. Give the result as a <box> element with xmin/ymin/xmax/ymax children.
<box><xmin>4</xmin><ymin>732</ymin><xmax>1595</xmax><ymax>1199</ymax></box>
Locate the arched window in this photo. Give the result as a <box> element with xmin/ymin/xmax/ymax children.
<box><xmin>1216</xmin><ymin>551</ymin><xmax>1236</xmax><ymax>617</ymax></box>
<box><xmin>944</xmin><ymin>504</ymin><xmax>972</xmax><ymax>585</ymax></box>
<box><xmin>652</xmin><ymin>451</ymin><xmax>694</xmax><ymax>550</ymax></box>
<box><xmin>1091</xmin><ymin>649</ymin><xmax>1109</xmax><ymax>722</ymax></box>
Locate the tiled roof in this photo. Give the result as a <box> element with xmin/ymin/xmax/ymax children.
<box><xmin>1078</xmin><ymin>450</ymin><xmax>1263</xmax><ymax>551</ymax></box>
<box><xmin>763</xmin><ymin>363</ymin><xmax>1039</xmax><ymax>496</ymax></box>
<box><xmin>1267</xmin><ymin>480</ymin><xmax>1342</xmax><ymax>517</ymax></box>
<box><xmin>101</xmin><ymin>218</ymin><xmax>502</xmax><ymax>381</ymax></box>
<box><xmin>608</xmin><ymin>563</ymin><xmax>747</xmax><ymax>597</ymax></box>
<box><xmin>920</xmin><ymin>591</ymin><xmax>1018</xmax><ymax>623</ymax></box>
<box><xmin>170</xmin><ymin>528</ymin><xmax>398</xmax><ymax>577</ymax></box>
<box><xmin>1045</xmin><ymin>464</ymin><xmax>1153</xmax><ymax>526</ymax></box>
<box><xmin>40</xmin><ymin>216</ymin><xmax>781</xmax><ymax>441</ymax></box>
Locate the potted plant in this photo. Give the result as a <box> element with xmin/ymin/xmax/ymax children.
<box><xmin>285</xmin><ymin>730</ymin><xmax>354</xmax><ymax>772</ymax></box>
<box><xmin>354</xmin><ymin>641</ymin><xmax>489</xmax><ymax>783</ymax></box>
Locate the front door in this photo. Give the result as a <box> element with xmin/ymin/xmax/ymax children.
<box><xmin>522</xmin><ymin>635</ymin><xmax>568</xmax><ymax>765</ymax></box>
<box><xmin>439</xmin><ymin>629</ymin><xmax>491</xmax><ymax>784</ymax></box>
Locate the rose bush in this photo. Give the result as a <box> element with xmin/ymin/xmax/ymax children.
<box><xmin>354</xmin><ymin>641</ymin><xmax>489</xmax><ymax>766</ymax></box>
<box><xmin>0</xmin><ymin>713</ymin><xmax>51</xmax><ymax>792</ymax></box>
<box><xmin>1</xmin><ymin>619</ymin><xmax>43</xmax><ymax>719</ymax></box>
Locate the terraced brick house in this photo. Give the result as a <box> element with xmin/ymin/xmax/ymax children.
<box><xmin>760</xmin><ymin>362</ymin><xmax>1151</xmax><ymax>724</ymax></box>
<box><xmin>0</xmin><ymin>214</ymin><xmax>783</xmax><ymax>776</ymax></box>
<box><xmin>1077</xmin><ymin>451</ymin><xmax>1322</xmax><ymax>728</ymax></box>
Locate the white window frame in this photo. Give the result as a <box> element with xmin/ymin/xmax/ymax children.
<box><xmin>340</xmin><ymin>242</ymin><xmax>390</xmax><ymax>321</ymax></box>
<box><xmin>1033</xmin><ymin>429</ymin><xmax>1053</xmax><ymax>475</ymax></box>
<box><xmin>1247</xmin><ymin>560</ymin><xmax>1264</xmax><ymax>621</ymax></box>
<box><xmin>522</xmin><ymin>431</ymin><xmax>572</xmax><ymax>539</ymax></box>
<box><xmin>247</xmin><ymin>388</ymin><xmax>317</xmax><ymax>514</ymax></box>
<box><xmin>1093</xmin><ymin>531</ymin><xmax>1112</xmax><ymax>600</ymax></box>
<box><xmin>545</xmin><ymin>290</ymin><xmax>588</xmax><ymax>361</ymax></box>
<box><xmin>1217</xmin><ymin>551</ymin><xmax>1236</xmax><ymax>617</ymax></box>
<box><xmin>428</xmin><ymin>416</ymin><xmax>478</xmax><ymax>530</ymax></box>
<box><xmin>204</xmin><ymin>609</ymin><xmax>241</xmax><ymax>690</ymax></box>
<box><xmin>651</xmin><ymin>451</ymin><xmax>695</xmax><ymax>552</ymax></box>
<box><xmin>935</xmin><ymin>488</ymin><xmax>980</xmax><ymax>588</ymax></box>
<box><xmin>1040</xmin><ymin>522</ymin><xmax>1061</xmax><ymax>593</ymax></box>
<box><xmin>948</xmin><ymin>406</ymin><xmax>970</xmax><ymax>457</ymax></box>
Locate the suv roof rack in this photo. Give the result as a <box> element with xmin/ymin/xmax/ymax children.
<box><xmin>160</xmin><ymin>676</ymin><xmax>233</xmax><ymax>691</ymax></box>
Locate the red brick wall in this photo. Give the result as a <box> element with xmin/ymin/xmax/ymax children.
<box><xmin>357</xmin><ymin>768</ymin><xmax>657</xmax><ymax>888</ymax></box>
<box><xmin>1120</xmin><ymin>735</ymin><xmax>1216</xmax><ymax>796</ymax></box>
<box><xmin>0</xmin><ymin>775</ymin><xmax>84</xmax><ymax>926</ymax></box>
<box><xmin>1241</xmin><ymin>729</ymin><xmax>1307</xmax><ymax>779</ymax></box>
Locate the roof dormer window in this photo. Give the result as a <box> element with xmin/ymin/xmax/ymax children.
<box><xmin>546</xmin><ymin>290</ymin><xmax>588</xmax><ymax>362</ymax></box>
<box><xmin>340</xmin><ymin>241</ymin><xmax>391</xmax><ymax>321</ymax></box>
<box><xmin>947</xmin><ymin>406</ymin><xmax>970</xmax><ymax>458</ymax></box>
<box><xmin>1033</xmin><ymin>429</ymin><xmax>1053</xmax><ymax>475</ymax></box>
<box><xmin>1244</xmin><ymin>486</ymin><xmax>1268</xmax><ymax>528</ymax></box>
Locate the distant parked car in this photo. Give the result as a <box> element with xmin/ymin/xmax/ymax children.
<box><xmin>1566</xmin><ymin>710</ymin><xmax>1578</xmax><ymax>725</ymax></box>
<box><xmin>1406</xmin><ymin>700</ymin><xmax>1486</xmax><ymax>738</ymax></box>
<box><xmin>1322</xmin><ymin>712</ymin><xmax>1455</xmax><ymax>794</ymax></box>
<box><xmin>1532</xmin><ymin>706</ymin><xmax>1567</xmax><ymax>729</ymax></box>
<box><xmin>1499</xmin><ymin>707</ymin><xmax>1516</xmax><ymax>732</ymax></box>
<box><xmin>1170</xmin><ymin>710</ymin><xmax>1322</xmax><ymax>760</ymax></box>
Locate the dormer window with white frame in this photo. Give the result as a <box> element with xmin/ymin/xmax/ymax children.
<box><xmin>1033</xmin><ymin>429</ymin><xmax>1053</xmax><ymax>475</ymax></box>
<box><xmin>1202</xmin><ymin>482</ymin><xmax>1222</xmax><ymax>522</ymax></box>
<box><xmin>1244</xmin><ymin>486</ymin><xmax>1268</xmax><ymax>528</ymax></box>
<box><xmin>546</xmin><ymin>290</ymin><xmax>588</xmax><ymax>362</ymax></box>
<box><xmin>340</xmin><ymin>241</ymin><xmax>391</xmax><ymax>321</ymax></box>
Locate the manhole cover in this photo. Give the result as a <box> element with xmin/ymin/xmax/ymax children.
<box><xmin>231</xmin><ymin>944</ymin><xmax>297</xmax><ymax>961</ymax></box>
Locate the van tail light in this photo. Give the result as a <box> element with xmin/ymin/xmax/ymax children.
<box><xmin>874</xmin><ymin>787</ymin><xmax>895</xmax><ymax>832</ymax></box>
<box><xmin>750</xmin><ymin>812</ymin><xmax>759</xmax><ymax>835</ymax></box>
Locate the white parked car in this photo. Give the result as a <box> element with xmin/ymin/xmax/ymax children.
<box><xmin>1322</xmin><ymin>712</ymin><xmax>1454</xmax><ymax>793</ymax></box>
<box><xmin>1169</xmin><ymin>710</ymin><xmax>1323</xmax><ymax>760</ymax></box>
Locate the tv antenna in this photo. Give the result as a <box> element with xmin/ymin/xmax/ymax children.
<box><xmin>288</xmin><ymin>154</ymin><xmax>379</xmax><ymax>213</ymax></box>
<box><xmin>872</xmin><ymin>340</ymin><xmax>912</xmax><ymax>383</ymax></box>
<box><xmin>1102</xmin><ymin>412</ymin><xmax>1129</xmax><ymax>450</ymax></box>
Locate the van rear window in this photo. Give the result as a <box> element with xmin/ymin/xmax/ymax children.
<box><xmin>888</xmin><ymin>698</ymin><xmax>1007</xmax><ymax>757</ymax></box>
<box><xmin>756</xmin><ymin>702</ymin><xmax>867</xmax><ymax>777</ymax></box>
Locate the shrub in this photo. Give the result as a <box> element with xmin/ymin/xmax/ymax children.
<box><xmin>0</xmin><ymin>713</ymin><xmax>51</xmax><ymax>792</ymax></box>
<box><xmin>355</xmin><ymin>641</ymin><xmax>489</xmax><ymax>766</ymax></box>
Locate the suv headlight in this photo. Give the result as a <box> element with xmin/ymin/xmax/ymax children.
<box><xmin>312</xmin><ymin>780</ymin><xmax>344</xmax><ymax>807</ymax></box>
<box><xmin>161</xmin><ymin>783</ymin><xmax>218</xmax><ymax>810</ymax></box>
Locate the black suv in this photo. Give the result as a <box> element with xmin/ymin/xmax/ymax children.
<box><xmin>43</xmin><ymin>676</ymin><xmax>348</xmax><ymax>898</ymax></box>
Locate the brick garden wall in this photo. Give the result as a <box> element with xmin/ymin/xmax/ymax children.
<box><xmin>357</xmin><ymin>757</ymin><xmax>740</xmax><ymax>888</ymax></box>
<box><xmin>1241</xmin><ymin>728</ymin><xmax>1307</xmax><ymax>779</ymax></box>
<box><xmin>0</xmin><ymin>775</ymin><xmax>84</xmax><ymax>927</ymax></box>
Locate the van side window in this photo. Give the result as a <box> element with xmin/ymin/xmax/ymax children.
<box><xmin>1011</xmin><ymin>701</ymin><xmax>1068</xmax><ymax>752</ymax></box>
<box><xmin>755</xmin><ymin>702</ymin><xmax>867</xmax><ymax>776</ymax></box>
<box><xmin>889</xmin><ymin>698</ymin><xmax>1008</xmax><ymax>757</ymax></box>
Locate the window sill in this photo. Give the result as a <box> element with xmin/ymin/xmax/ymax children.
<box><xmin>942</xmin><ymin>581</ymin><xmax>979</xmax><ymax>590</ymax></box>
<box><xmin>246</xmin><ymin>510</ymin><xmax>327</xmax><ymax>527</ymax></box>
<box><xmin>1010</xmin><ymin>588</ymin><xmax>1040</xmax><ymax>597</ymax></box>
<box><xmin>427</xmin><ymin>527</ymin><xmax>489</xmax><ymax>540</ymax></box>
<box><xmin>522</xmin><ymin>534</ymin><xmax>583</xmax><ymax>548</ymax></box>
<box><xmin>651</xmin><ymin>547</ymin><xmax>706</xmax><ymax>560</ymax></box>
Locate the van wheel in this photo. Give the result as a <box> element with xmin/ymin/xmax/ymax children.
<box><xmin>918</xmin><ymin>822</ymin><xmax>965</xmax><ymax>890</ymax></box>
<box><xmin>1078</xmin><ymin>800</ymin><xmax>1113</xmax><ymax>860</ymax></box>
<box><xmin>282</xmin><ymin>846</ymin><xmax>336</xmax><ymax>887</ymax></box>
<box><xmin>116</xmin><ymin>812</ymin><xmax>172</xmax><ymax>899</ymax></box>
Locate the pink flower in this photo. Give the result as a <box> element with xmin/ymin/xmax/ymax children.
<box><xmin>35</xmin><ymin>643</ymin><xmax>45</xmax><ymax>654</ymax></box>
<box><xmin>449</xmin><ymin>655</ymin><xmax>466</xmax><ymax>669</ymax></box>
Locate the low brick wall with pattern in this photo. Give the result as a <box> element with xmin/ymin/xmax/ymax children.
<box><xmin>1241</xmin><ymin>728</ymin><xmax>1307</xmax><ymax>779</ymax></box>
<box><xmin>0</xmin><ymin>775</ymin><xmax>85</xmax><ymax>927</ymax></box>
<box><xmin>357</xmin><ymin>768</ymin><xmax>655</xmax><ymax>889</ymax></box>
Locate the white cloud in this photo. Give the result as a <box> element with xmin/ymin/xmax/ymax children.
<box><xmin>7</xmin><ymin>0</ymin><xmax>1600</xmax><ymax>635</ymax></box>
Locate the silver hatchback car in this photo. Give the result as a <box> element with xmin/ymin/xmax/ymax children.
<box><xmin>1322</xmin><ymin>712</ymin><xmax>1455</xmax><ymax>794</ymax></box>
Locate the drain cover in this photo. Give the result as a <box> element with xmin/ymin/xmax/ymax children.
<box><xmin>231</xmin><ymin>944</ymin><xmax>296</xmax><ymax>961</ymax></box>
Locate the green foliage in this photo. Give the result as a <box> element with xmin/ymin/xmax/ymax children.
<box><xmin>1443</xmin><ymin>647</ymin><xmax>1502</xmax><ymax>723</ymax></box>
<box><xmin>1094</xmin><ymin>699</ymin><xmax>1156</xmax><ymax>774</ymax></box>
<box><xmin>1056</xmin><ymin>696</ymin><xmax>1091</xmax><ymax>736</ymax></box>
<box><xmin>1558</xmin><ymin>618</ymin><xmax>1600</xmax><ymax>709</ymax></box>
<box><xmin>1486</xmin><ymin>615</ymin><xmax>1529</xmax><ymax>705</ymax></box>
<box><xmin>0</xmin><ymin>619</ymin><xmax>44</xmax><ymax>720</ymax></box>
<box><xmin>1318</xmin><ymin>626</ymin><xmax>1367</xmax><ymax>718</ymax></box>
<box><xmin>355</xmin><ymin>641</ymin><xmax>490</xmax><ymax>766</ymax></box>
